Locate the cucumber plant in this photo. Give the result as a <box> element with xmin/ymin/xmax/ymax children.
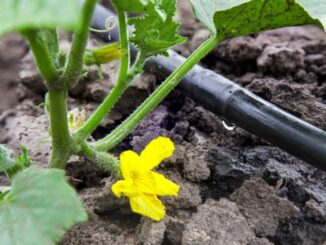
<box><xmin>0</xmin><ymin>0</ymin><xmax>325</xmax><ymax>244</ymax></box>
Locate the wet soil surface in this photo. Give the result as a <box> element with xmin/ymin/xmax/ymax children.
<box><xmin>1</xmin><ymin>0</ymin><xmax>326</xmax><ymax>244</ymax></box>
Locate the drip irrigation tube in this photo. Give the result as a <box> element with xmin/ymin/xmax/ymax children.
<box><xmin>90</xmin><ymin>4</ymin><xmax>326</xmax><ymax>170</ymax></box>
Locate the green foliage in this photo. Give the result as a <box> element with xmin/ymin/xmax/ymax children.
<box><xmin>0</xmin><ymin>145</ymin><xmax>14</xmax><ymax>173</ymax></box>
<box><xmin>0</xmin><ymin>0</ymin><xmax>80</xmax><ymax>36</ymax></box>
<box><xmin>0</xmin><ymin>167</ymin><xmax>87</xmax><ymax>245</ymax></box>
<box><xmin>111</xmin><ymin>0</ymin><xmax>166</xmax><ymax>19</ymax></box>
<box><xmin>129</xmin><ymin>0</ymin><xmax>186</xmax><ymax>57</ymax></box>
<box><xmin>188</xmin><ymin>0</ymin><xmax>326</xmax><ymax>40</ymax></box>
<box><xmin>0</xmin><ymin>145</ymin><xmax>30</xmax><ymax>179</ymax></box>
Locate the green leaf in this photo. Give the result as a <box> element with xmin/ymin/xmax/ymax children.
<box><xmin>188</xmin><ymin>0</ymin><xmax>249</xmax><ymax>34</ymax></box>
<box><xmin>13</xmin><ymin>146</ymin><xmax>31</xmax><ymax>169</ymax></box>
<box><xmin>0</xmin><ymin>145</ymin><xmax>31</xmax><ymax>179</ymax></box>
<box><xmin>112</xmin><ymin>0</ymin><xmax>152</xmax><ymax>12</ymax></box>
<box><xmin>0</xmin><ymin>167</ymin><xmax>87</xmax><ymax>245</ymax></box>
<box><xmin>188</xmin><ymin>0</ymin><xmax>325</xmax><ymax>40</ymax></box>
<box><xmin>0</xmin><ymin>0</ymin><xmax>80</xmax><ymax>36</ymax></box>
<box><xmin>0</xmin><ymin>145</ymin><xmax>14</xmax><ymax>173</ymax></box>
<box><xmin>111</xmin><ymin>0</ymin><xmax>166</xmax><ymax>19</ymax></box>
<box><xmin>129</xmin><ymin>0</ymin><xmax>186</xmax><ymax>57</ymax></box>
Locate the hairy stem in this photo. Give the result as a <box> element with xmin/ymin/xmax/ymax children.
<box><xmin>62</xmin><ymin>0</ymin><xmax>98</xmax><ymax>89</ymax></box>
<box><xmin>116</xmin><ymin>9</ymin><xmax>130</xmax><ymax>83</ymax></box>
<box><xmin>22</xmin><ymin>30</ymin><xmax>58</xmax><ymax>87</ymax></box>
<box><xmin>48</xmin><ymin>90</ymin><xmax>73</xmax><ymax>169</ymax></box>
<box><xmin>80</xmin><ymin>141</ymin><xmax>120</xmax><ymax>175</ymax></box>
<box><xmin>74</xmin><ymin>10</ymin><xmax>131</xmax><ymax>139</ymax></box>
<box><xmin>93</xmin><ymin>36</ymin><xmax>219</xmax><ymax>151</ymax></box>
<box><xmin>40</xmin><ymin>29</ymin><xmax>59</xmax><ymax>62</ymax></box>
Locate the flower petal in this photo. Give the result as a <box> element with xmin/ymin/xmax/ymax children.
<box><xmin>111</xmin><ymin>180</ymin><xmax>138</xmax><ymax>198</ymax></box>
<box><xmin>133</xmin><ymin>171</ymin><xmax>179</xmax><ymax>196</ymax></box>
<box><xmin>152</xmin><ymin>172</ymin><xmax>180</xmax><ymax>196</ymax></box>
<box><xmin>139</xmin><ymin>137</ymin><xmax>175</xmax><ymax>171</ymax></box>
<box><xmin>120</xmin><ymin>150</ymin><xmax>140</xmax><ymax>179</ymax></box>
<box><xmin>134</xmin><ymin>171</ymin><xmax>157</xmax><ymax>195</ymax></box>
<box><xmin>129</xmin><ymin>193</ymin><xmax>166</xmax><ymax>221</ymax></box>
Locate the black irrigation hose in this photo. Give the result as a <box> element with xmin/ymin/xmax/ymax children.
<box><xmin>91</xmin><ymin>4</ymin><xmax>326</xmax><ymax>171</ymax></box>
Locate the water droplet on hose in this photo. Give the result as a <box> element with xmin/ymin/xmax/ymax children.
<box><xmin>222</xmin><ymin>121</ymin><xmax>236</xmax><ymax>131</ymax></box>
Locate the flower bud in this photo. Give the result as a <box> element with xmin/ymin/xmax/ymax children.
<box><xmin>68</xmin><ymin>108</ymin><xmax>86</xmax><ymax>130</ymax></box>
<box><xmin>84</xmin><ymin>42</ymin><xmax>126</xmax><ymax>66</ymax></box>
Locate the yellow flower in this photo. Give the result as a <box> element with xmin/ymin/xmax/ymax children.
<box><xmin>112</xmin><ymin>136</ymin><xmax>180</xmax><ymax>221</ymax></box>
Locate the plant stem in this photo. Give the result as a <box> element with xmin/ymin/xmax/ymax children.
<box><xmin>62</xmin><ymin>0</ymin><xmax>97</xmax><ymax>89</ymax></box>
<box><xmin>21</xmin><ymin>30</ymin><xmax>58</xmax><ymax>87</ymax></box>
<box><xmin>93</xmin><ymin>36</ymin><xmax>219</xmax><ymax>151</ymax></box>
<box><xmin>74</xmin><ymin>10</ymin><xmax>131</xmax><ymax>139</ymax></box>
<box><xmin>126</xmin><ymin>52</ymin><xmax>145</xmax><ymax>85</ymax></box>
<box><xmin>80</xmin><ymin>141</ymin><xmax>120</xmax><ymax>175</ymax></box>
<box><xmin>48</xmin><ymin>90</ymin><xmax>73</xmax><ymax>169</ymax></box>
<box><xmin>40</xmin><ymin>29</ymin><xmax>59</xmax><ymax>62</ymax></box>
<box><xmin>116</xmin><ymin>9</ymin><xmax>130</xmax><ymax>82</ymax></box>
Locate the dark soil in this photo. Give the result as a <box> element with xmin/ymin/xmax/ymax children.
<box><xmin>1</xmin><ymin>0</ymin><xmax>326</xmax><ymax>244</ymax></box>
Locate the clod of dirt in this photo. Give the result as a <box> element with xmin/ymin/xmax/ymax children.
<box><xmin>164</xmin><ymin>217</ymin><xmax>185</xmax><ymax>245</ymax></box>
<box><xmin>257</xmin><ymin>45</ymin><xmax>305</xmax><ymax>74</ymax></box>
<box><xmin>208</xmin><ymin>147</ymin><xmax>259</xmax><ymax>197</ymax></box>
<box><xmin>274</xmin><ymin>217</ymin><xmax>326</xmax><ymax>245</ymax></box>
<box><xmin>216</xmin><ymin>36</ymin><xmax>262</xmax><ymax>63</ymax></box>
<box><xmin>231</xmin><ymin>178</ymin><xmax>300</xmax><ymax>237</ymax></box>
<box><xmin>181</xmin><ymin>198</ymin><xmax>272</xmax><ymax>245</ymax></box>
<box><xmin>163</xmin><ymin>173</ymin><xmax>202</xmax><ymax>209</ymax></box>
<box><xmin>130</xmin><ymin>106</ymin><xmax>171</xmax><ymax>152</ymax></box>
<box><xmin>242</xmin><ymin>146</ymin><xmax>299</xmax><ymax>167</ymax></box>
<box><xmin>263</xmin><ymin>158</ymin><xmax>326</xmax><ymax>204</ymax></box>
<box><xmin>255</xmin><ymin>26</ymin><xmax>326</xmax><ymax>50</ymax></box>
<box><xmin>182</xmin><ymin>145</ymin><xmax>211</xmax><ymax>182</ymax></box>
<box><xmin>135</xmin><ymin>218</ymin><xmax>166</xmax><ymax>245</ymax></box>
<box><xmin>185</xmin><ymin>106</ymin><xmax>223</xmax><ymax>135</ymax></box>
<box><xmin>304</xmin><ymin>199</ymin><xmax>326</xmax><ymax>224</ymax></box>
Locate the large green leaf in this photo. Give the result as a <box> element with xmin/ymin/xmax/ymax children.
<box><xmin>188</xmin><ymin>0</ymin><xmax>249</xmax><ymax>34</ymax></box>
<box><xmin>188</xmin><ymin>0</ymin><xmax>325</xmax><ymax>40</ymax></box>
<box><xmin>129</xmin><ymin>0</ymin><xmax>186</xmax><ymax>57</ymax></box>
<box><xmin>0</xmin><ymin>0</ymin><xmax>80</xmax><ymax>36</ymax></box>
<box><xmin>0</xmin><ymin>167</ymin><xmax>87</xmax><ymax>245</ymax></box>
